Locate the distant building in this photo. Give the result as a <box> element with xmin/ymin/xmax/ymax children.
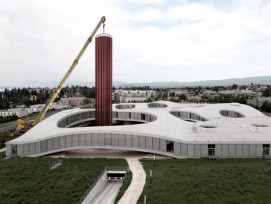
<box><xmin>51</xmin><ymin>102</ymin><xmax>70</xmax><ymax>110</ymax></box>
<box><xmin>28</xmin><ymin>104</ymin><xmax>54</xmax><ymax>114</ymax></box>
<box><xmin>30</xmin><ymin>95</ymin><xmax>38</xmax><ymax>101</ymax></box>
<box><xmin>202</xmin><ymin>90</ymin><xmax>217</xmax><ymax>99</ymax></box>
<box><xmin>247</xmin><ymin>97</ymin><xmax>271</xmax><ymax>108</ymax></box>
<box><xmin>60</xmin><ymin>97</ymin><xmax>86</xmax><ymax>106</ymax></box>
<box><xmin>187</xmin><ymin>95</ymin><xmax>201</xmax><ymax>102</ymax></box>
<box><xmin>0</xmin><ymin>108</ymin><xmax>28</xmax><ymax>117</ymax></box>
<box><xmin>113</xmin><ymin>89</ymin><xmax>156</xmax><ymax>103</ymax></box>
<box><xmin>16</xmin><ymin>105</ymin><xmax>27</xmax><ymax>108</ymax></box>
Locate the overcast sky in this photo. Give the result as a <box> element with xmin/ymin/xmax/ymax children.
<box><xmin>0</xmin><ymin>0</ymin><xmax>271</xmax><ymax>86</ymax></box>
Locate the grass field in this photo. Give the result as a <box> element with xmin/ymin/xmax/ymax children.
<box><xmin>0</xmin><ymin>151</ymin><xmax>5</xmax><ymax>158</ymax></box>
<box><xmin>138</xmin><ymin>158</ymin><xmax>271</xmax><ymax>204</ymax></box>
<box><xmin>0</xmin><ymin>132</ymin><xmax>19</xmax><ymax>148</ymax></box>
<box><xmin>0</xmin><ymin>157</ymin><xmax>128</xmax><ymax>204</ymax></box>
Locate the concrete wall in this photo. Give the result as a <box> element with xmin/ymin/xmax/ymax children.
<box><xmin>7</xmin><ymin>132</ymin><xmax>270</xmax><ymax>158</ymax></box>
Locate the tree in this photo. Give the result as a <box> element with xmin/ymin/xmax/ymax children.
<box><xmin>179</xmin><ymin>94</ymin><xmax>187</xmax><ymax>101</ymax></box>
<box><xmin>262</xmin><ymin>86</ymin><xmax>271</xmax><ymax>97</ymax></box>
<box><xmin>261</xmin><ymin>101</ymin><xmax>271</xmax><ymax>112</ymax></box>
<box><xmin>231</xmin><ymin>84</ymin><xmax>238</xmax><ymax>89</ymax></box>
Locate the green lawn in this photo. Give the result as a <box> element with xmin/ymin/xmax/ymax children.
<box><xmin>0</xmin><ymin>151</ymin><xmax>5</xmax><ymax>158</ymax></box>
<box><xmin>0</xmin><ymin>132</ymin><xmax>19</xmax><ymax>148</ymax></box>
<box><xmin>114</xmin><ymin>171</ymin><xmax>132</xmax><ymax>204</ymax></box>
<box><xmin>138</xmin><ymin>158</ymin><xmax>271</xmax><ymax>204</ymax></box>
<box><xmin>0</xmin><ymin>157</ymin><xmax>127</xmax><ymax>204</ymax></box>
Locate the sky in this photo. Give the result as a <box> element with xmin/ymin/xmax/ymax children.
<box><xmin>0</xmin><ymin>0</ymin><xmax>271</xmax><ymax>86</ymax></box>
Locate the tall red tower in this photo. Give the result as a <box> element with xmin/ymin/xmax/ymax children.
<box><xmin>95</xmin><ymin>33</ymin><xmax>112</xmax><ymax>126</ymax></box>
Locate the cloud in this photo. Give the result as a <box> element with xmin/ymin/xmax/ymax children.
<box><xmin>0</xmin><ymin>0</ymin><xmax>270</xmax><ymax>86</ymax></box>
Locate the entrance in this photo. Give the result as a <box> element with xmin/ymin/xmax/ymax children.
<box><xmin>166</xmin><ymin>141</ymin><xmax>174</xmax><ymax>153</ymax></box>
<box><xmin>11</xmin><ymin>145</ymin><xmax>17</xmax><ymax>156</ymax></box>
<box><xmin>208</xmin><ymin>144</ymin><xmax>215</xmax><ymax>156</ymax></box>
<box><xmin>263</xmin><ymin>144</ymin><xmax>270</xmax><ymax>156</ymax></box>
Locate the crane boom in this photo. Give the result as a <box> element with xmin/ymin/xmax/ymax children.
<box><xmin>31</xmin><ymin>16</ymin><xmax>106</xmax><ymax>126</ymax></box>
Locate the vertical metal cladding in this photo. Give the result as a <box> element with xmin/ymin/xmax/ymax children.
<box><xmin>95</xmin><ymin>33</ymin><xmax>112</xmax><ymax>126</ymax></box>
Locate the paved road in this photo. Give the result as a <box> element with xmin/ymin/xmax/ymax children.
<box><xmin>53</xmin><ymin>149</ymin><xmax>165</xmax><ymax>204</ymax></box>
<box><xmin>0</xmin><ymin>111</ymin><xmax>61</xmax><ymax>133</ymax></box>
<box><xmin>0</xmin><ymin>121</ymin><xmax>17</xmax><ymax>133</ymax></box>
<box><xmin>118</xmin><ymin>158</ymin><xmax>146</xmax><ymax>204</ymax></box>
<box><xmin>0</xmin><ymin>147</ymin><xmax>6</xmax><ymax>153</ymax></box>
<box><xmin>90</xmin><ymin>181</ymin><xmax>122</xmax><ymax>204</ymax></box>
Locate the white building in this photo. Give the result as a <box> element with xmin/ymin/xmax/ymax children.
<box><xmin>52</xmin><ymin>102</ymin><xmax>69</xmax><ymax>110</ymax></box>
<box><xmin>60</xmin><ymin>97</ymin><xmax>86</xmax><ymax>106</ymax></box>
<box><xmin>0</xmin><ymin>108</ymin><xmax>28</xmax><ymax>117</ymax></box>
<box><xmin>27</xmin><ymin>104</ymin><xmax>55</xmax><ymax>114</ymax></box>
<box><xmin>6</xmin><ymin>101</ymin><xmax>271</xmax><ymax>158</ymax></box>
<box><xmin>247</xmin><ymin>97</ymin><xmax>271</xmax><ymax>108</ymax></box>
<box><xmin>113</xmin><ymin>89</ymin><xmax>156</xmax><ymax>103</ymax></box>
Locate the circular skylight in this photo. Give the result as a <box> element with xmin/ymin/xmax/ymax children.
<box><xmin>115</xmin><ymin>104</ymin><xmax>135</xmax><ymax>109</ymax></box>
<box><xmin>251</xmin><ymin>124</ymin><xmax>269</xmax><ymax>127</ymax></box>
<box><xmin>148</xmin><ymin>103</ymin><xmax>167</xmax><ymax>108</ymax></box>
<box><xmin>170</xmin><ymin>111</ymin><xmax>208</xmax><ymax>122</ymax></box>
<box><xmin>220</xmin><ymin>110</ymin><xmax>245</xmax><ymax>118</ymax></box>
<box><xmin>200</xmin><ymin>125</ymin><xmax>217</xmax><ymax>128</ymax></box>
<box><xmin>194</xmin><ymin>104</ymin><xmax>205</xmax><ymax>108</ymax></box>
<box><xmin>230</xmin><ymin>103</ymin><xmax>240</xmax><ymax>106</ymax></box>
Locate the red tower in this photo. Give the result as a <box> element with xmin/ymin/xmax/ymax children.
<box><xmin>95</xmin><ymin>33</ymin><xmax>112</xmax><ymax>126</ymax></box>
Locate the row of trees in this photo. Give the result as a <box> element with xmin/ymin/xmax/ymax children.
<box><xmin>202</xmin><ymin>95</ymin><xmax>247</xmax><ymax>104</ymax></box>
<box><xmin>261</xmin><ymin>101</ymin><xmax>271</xmax><ymax>112</ymax></box>
<box><xmin>59</xmin><ymin>85</ymin><xmax>95</xmax><ymax>98</ymax></box>
<box><xmin>262</xmin><ymin>86</ymin><xmax>271</xmax><ymax>97</ymax></box>
<box><xmin>0</xmin><ymin>86</ymin><xmax>96</xmax><ymax>109</ymax></box>
<box><xmin>0</xmin><ymin>115</ymin><xmax>18</xmax><ymax>123</ymax></box>
<box><xmin>0</xmin><ymin>88</ymin><xmax>50</xmax><ymax>109</ymax></box>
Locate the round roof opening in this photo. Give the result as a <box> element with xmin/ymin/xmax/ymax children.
<box><xmin>200</xmin><ymin>125</ymin><xmax>217</xmax><ymax>128</ymax></box>
<box><xmin>252</xmin><ymin>124</ymin><xmax>269</xmax><ymax>127</ymax></box>
<box><xmin>148</xmin><ymin>102</ymin><xmax>167</xmax><ymax>108</ymax></box>
<box><xmin>230</xmin><ymin>103</ymin><xmax>240</xmax><ymax>106</ymax></box>
<box><xmin>116</xmin><ymin>104</ymin><xmax>135</xmax><ymax>109</ymax></box>
<box><xmin>194</xmin><ymin>104</ymin><xmax>205</xmax><ymax>108</ymax></box>
<box><xmin>170</xmin><ymin>111</ymin><xmax>208</xmax><ymax>122</ymax></box>
<box><xmin>220</xmin><ymin>110</ymin><xmax>245</xmax><ymax>118</ymax></box>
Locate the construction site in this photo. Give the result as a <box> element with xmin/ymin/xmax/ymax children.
<box><xmin>3</xmin><ymin>13</ymin><xmax>271</xmax><ymax>204</ymax></box>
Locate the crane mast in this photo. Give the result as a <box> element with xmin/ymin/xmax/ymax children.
<box><xmin>29</xmin><ymin>16</ymin><xmax>106</xmax><ymax>126</ymax></box>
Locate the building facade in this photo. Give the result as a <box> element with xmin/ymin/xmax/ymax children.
<box><xmin>6</xmin><ymin>102</ymin><xmax>271</xmax><ymax>158</ymax></box>
<box><xmin>60</xmin><ymin>97</ymin><xmax>86</xmax><ymax>107</ymax></box>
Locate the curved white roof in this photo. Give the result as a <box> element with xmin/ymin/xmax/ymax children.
<box><xmin>10</xmin><ymin>101</ymin><xmax>271</xmax><ymax>144</ymax></box>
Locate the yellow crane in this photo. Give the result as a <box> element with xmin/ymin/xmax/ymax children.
<box><xmin>16</xmin><ymin>16</ymin><xmax>106</xmax><ymax>132</ymax></box>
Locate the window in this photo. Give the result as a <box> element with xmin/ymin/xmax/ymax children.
<box><xmin>263</xmin><ymin>144</ymin><xmax>270</xmax><ymax>156</ymax></box>
<box><xmin>208</xmin><ymin>144</ymin><xmax>215</xmax><ymax>156</ymax></box>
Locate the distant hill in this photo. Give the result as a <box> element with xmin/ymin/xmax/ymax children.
<box><xmin>121</xmin><ymin>76</ymin><xmax>271</xmax><ymax>88</ymax></box>
<box><xmin>1</xmin><ymin>76</ymin><xmax>271</xmax><ymax>88</ymax></box>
